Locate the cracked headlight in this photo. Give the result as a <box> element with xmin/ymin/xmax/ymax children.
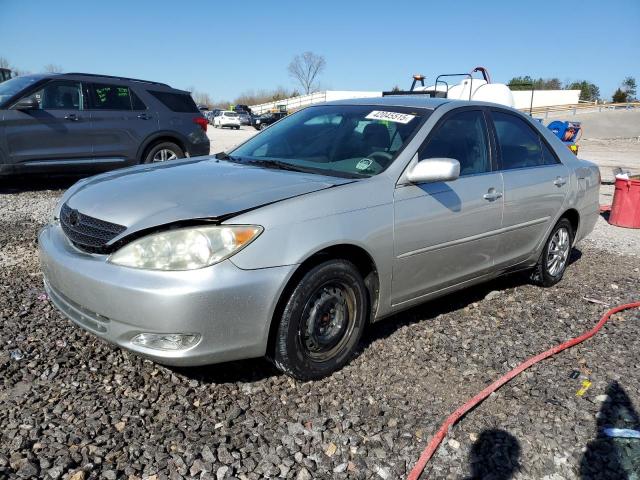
<box><xmin>108</xmin><ymin>225</ymin><xmax>262</xmax><ymax>271</ymax></box>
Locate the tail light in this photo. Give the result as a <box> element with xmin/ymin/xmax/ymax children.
<box><xmin>193</xmin><ymin>116</ymin><xmax>208</xmax><ymax>132</ymax></box>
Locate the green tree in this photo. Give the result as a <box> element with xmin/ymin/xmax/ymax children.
<box><xmin>622</xmin><ymin>76</ymin><xmax>637</xmax><ymax>100</ymax></box>
<box><xmin>508</xmin><ymin>76</ymin><xmax>563</xmax><ymax>90</ymax></box>
<box><xmin>566</xmin><ymin>80</ymin><xmax>600</xmax><ymax>102</ymax></box>
<box><xmin>612</xmin><ymin>88</ymin><xmax>628</xmax><ymax>103</ymax></box>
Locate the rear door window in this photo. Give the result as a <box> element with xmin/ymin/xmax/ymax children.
<box><xmin>419</xmin><ymin>109</ymin><xmax>491</xmax><ymax>176</ymax></box>
<box><xmin>148</xmin><ymin>90</ymin><xmax>199</xmax><ymax>113</ymax></box>
<box><xmin>89</xmin><ymin>83</ymin><xmax>134</xmax><ymax>110</ymax></box>
<box><xmin>492</xmin><ymin>111</ymin><xmax>545</xmax><ymax>170</ymax></box>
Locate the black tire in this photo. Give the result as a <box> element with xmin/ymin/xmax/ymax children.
<box><xmin>259</xmin><ymin>123</ymin><xmax>268</xmax><ymax>130</ymax></box>
<box><xmin>142</xmin><ymin>141</ymin><xmax>184</xmax><ymax>164</ymax></box>
<box><xmin>530</xmin><ymin>218</ymin><xmax>574</xmax><ymax>287</ymax></box>
<box><xmin>272</xmin><ymin>260</ymin><xmax>368</xmax><ymax>380</ymax></box>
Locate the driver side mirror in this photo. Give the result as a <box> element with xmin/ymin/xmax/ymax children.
<box><xmin>12</xmin><ymin>97</ymin><xmax>40</xmax><ymax>111</ymax></box>
<box><xmin>406</xmin><ymin>157</ymin><xmax>460</xmax><ymax>184</ymax></box>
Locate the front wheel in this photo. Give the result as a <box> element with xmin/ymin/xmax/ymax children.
<box><xmin>272</xmin><ymin>260</ymin><xmax>368</xmax><ymax>380</ymax></box>
<box><xmin>530</xmin><ymin>218</ymin><xmax>574</xmax><ymax>287</ymax></box>
<box><xmin>259</xmin><ymin>123</ymin><xmax>268</xmax><ymax>130</ymax></box>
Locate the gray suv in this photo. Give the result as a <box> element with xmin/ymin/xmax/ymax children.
<box><xmin>0</xmin><ymin>73</ymin><xmax>210</xmax><ymax>176</ymax></box>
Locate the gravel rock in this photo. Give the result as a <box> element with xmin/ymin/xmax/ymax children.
<box><xmin>1</xmin><ymin>182</ymin><xmax>639</xmax><ymax>479</ymax></box>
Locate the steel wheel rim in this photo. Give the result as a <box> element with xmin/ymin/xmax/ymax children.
<box><xmin>546</xmin><ymin>226</ymin><xmax>570</xmax><ymax>276</ymax></box>
<box><xmin>298</xmin><ymin>281</ymin><xmax>357</xmax><ymax>361</ymax></box>
<box><xmin>153</xmin><ymin>149</ymin><xmax>178</xmax><ymax>162</ymax></box>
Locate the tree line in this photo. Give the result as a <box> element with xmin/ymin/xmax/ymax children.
<box><xmin>507</xmin><ymin>75</ymin><xmax>636</xmax><ymax>103</ymax></box>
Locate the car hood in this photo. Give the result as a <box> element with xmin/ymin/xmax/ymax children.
<box><xmin>65</xmin><ymin>158</ymin><xmax>353</xmax><ymax>235</ymax></box>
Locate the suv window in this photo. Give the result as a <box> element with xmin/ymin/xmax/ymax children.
<box><xmin>130</xmin><ymin>90</ymin><xmax>147</xmax><ymax>110</ymax></box>
<box><xmin>89</xmin><ymin>83</ymin><xmax>134</xmax><ymax>110</ymax></box>
<box><xmin>419</xmin><ymin>109</ymin><xmax>490</xmax><ymax>176</ymax></box>
<box><xmin>29</xmin><ymin>80</ymin><xmax>82</xmax><ymax>110</ymax></box>
<box><xmin>148</xmin><ymin>90</ymin><xmax>199</xmax><ymax>113</ymax></box>
<box><xmin>0</xmin><ymin>75</ymin><xmax>45</xmax><ymax>106</ymax></box>
<box><xmin>492</xmin><ymin>111</ymin><xmax>549</xmax><ymax>170</ymax></box>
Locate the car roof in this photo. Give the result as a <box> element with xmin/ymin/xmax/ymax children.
<box><xmin>38</xmin><ymin>72</ymin><xmax>184</xmax><ymax>92</ymax></box>
<box><xmin>323</xmin><ymin>95</ymin><xmax>533</xmax><ymax>117</ymax></box>
<box><xmin>324</xmin><ymin>95</ymin><xmax>451</xmax><ymax>110</ymax></box>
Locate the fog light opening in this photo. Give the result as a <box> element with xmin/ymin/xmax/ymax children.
<box><xmin>131</xmin><ymin>333</ymin><xmax>201</xmax><ymax>351</ymax></box>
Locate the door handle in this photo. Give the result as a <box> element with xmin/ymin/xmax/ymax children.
<box><xmin>137</xmin><ymin>113</ymin><xmax>152</xmax><ymax>120</ymax></box>
<box><xmin>64</xmin><ymin>114</ymin><xmax>79</xmax><ymax>121</ymax></box>
<box><xmin>483</xmin><ymin>188</ymin><xmax>503</xmax><ymax>201</ymax></box>
<box><xmin>553</xmin><ymin>176</ymin><xmax>567</xmax><ymax>187</ymax></box>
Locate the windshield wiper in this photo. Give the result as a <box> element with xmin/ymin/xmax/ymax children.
<box><xmin>214</xmin><ymin>151</ymin><xmax>240</xmax><ymax>162</ymax></box>
<box><xmin>224</xmin><ymin>156</ymin><xmax>364</xmax><ymax>179</ymax></box>
<box><xmin>244</xmin><ymin>159</ymin><xmax>311</xmax><ymax>173</ymax></box>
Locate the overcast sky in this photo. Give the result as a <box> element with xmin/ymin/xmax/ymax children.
<box><xmin>1</xmin><ymin>0</ymin><xmax>638</xmax><ymax>100</ymax></box>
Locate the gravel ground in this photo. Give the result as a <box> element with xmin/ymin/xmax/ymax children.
<box><xmin>1</xmin><ymin>181</ymin><xmax>639</xmax><ymax>480</ymax></box>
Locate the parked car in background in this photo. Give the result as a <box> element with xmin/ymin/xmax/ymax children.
<box><xmin>251</xmin><ymin>111</ymin><xmax>287</xmax><ymax>130</ymax></box>
<box><xmin>39</xmin><ymin>96</ymin><xmax>600</xmax><ymax>380</ymax></box>
<box><xmin>0</xmin><ymin>68</ymin><xmax>11</xmax><ymax>83</ymax></box>
<box><xmin>213</xmin><ymin>110</ymin><xmax>241</xmax><ymax>129</ymax></box>
<box><xmin>238</xmin><ymin>111</ymin><xmax>252</xmax><ymax>126</ymax></box>
<box><xmin>0</xmin><ymin>73</ymin><xmax>210</xmax><ymax>176</ymax></box>
<box><xmin>204</xmin><ymin>109</ymin><xmax>220</xmax><ymax>125</ymax></box>
<box><xmin>233</xmin><ymin>104</ymin><xmax>252</xmax><ymax>115</ymax></box>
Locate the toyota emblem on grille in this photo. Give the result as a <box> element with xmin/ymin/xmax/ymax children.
<box><xmin>68</xmin><ymin>209</ymin><xmax>80</xmax><ymax>226</ymax></box>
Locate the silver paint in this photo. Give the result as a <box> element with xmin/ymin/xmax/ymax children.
<box><xmin>39</xmin><ymin>96</ymin><xmax>600</xmax><ymax>366</ymax></box>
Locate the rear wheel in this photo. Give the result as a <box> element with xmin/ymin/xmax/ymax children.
<box><xmin>272</xmin><ymin>260</ymin><xmax>368</xmax><ymax>380</ymax></box>
<box><xmin>143</xmin><ymin>142</ymin><xmax>184</xmax><ymax>164</ymax></box>
<box><xmin>530</xmin><ymin>218</ymin><xmax>574</xmax><ymax>287</ymax></box>
<box><xmin>259</xmin><ymin>123</ymin><xmax>268</xmax><ymax>130</ymax></box>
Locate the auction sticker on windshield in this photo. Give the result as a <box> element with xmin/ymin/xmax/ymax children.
<box><xmin>365</xmin><ymin>110</ymin><xmax>416</xmax><ymax>124</ymax></box>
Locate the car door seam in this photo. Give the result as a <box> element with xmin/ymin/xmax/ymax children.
<box><xmin>397</xmin><ymin>216</ymin><xmax>550</xmax><ymax>258</ymax></box>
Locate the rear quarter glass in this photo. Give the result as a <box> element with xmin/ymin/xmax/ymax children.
<box><xmin>148</xmin><ymin>90</ymin><xmax>199</xmax><ymax>113</ymax></box>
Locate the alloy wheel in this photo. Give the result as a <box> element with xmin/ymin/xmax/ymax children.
<box><xmin>546</xmin><ymin>226</ymin><xmax>570</xmax><ymax>276</ymax></box>
<box><xmin>152</xmin><ymin>149</ymin><xmax>178</xmax><ymax>162</ymax></box>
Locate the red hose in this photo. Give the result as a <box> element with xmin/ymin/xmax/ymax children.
<box><xmin>407</xmin><ymin>301</ymin><xmax>640</xmax><ymax>480</ymax></box>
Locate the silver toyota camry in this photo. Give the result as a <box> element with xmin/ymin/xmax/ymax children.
<box><xmin>39</xmin><ymin>97</ymin><xmax>600</xmax><ymax>379</ymax></box>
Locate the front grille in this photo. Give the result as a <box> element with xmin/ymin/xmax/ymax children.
<box><xmin>60</xmin><ymin>203</ymin><xmax>126</xmax><ymax>253</ymax></box>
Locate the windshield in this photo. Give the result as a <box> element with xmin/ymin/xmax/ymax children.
<box><xmin>0</xmin><ymin>75</ymin><xmax>45</xmax><ymax>106</ymax></box>
<box><xmin>231</xmin><ymin>105</ymin><xmax>428</xmax><ymax>177</ymax></box>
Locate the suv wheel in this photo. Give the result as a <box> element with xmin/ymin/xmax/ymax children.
<box><xmin>259</xmin><ymin>123</ymin><xmax>268</xmax><ymax>130</ymax></box>
<box><xmin>530</xmin><ymin>218</ymin><xmax>574</xmax><ymax>287</ymax></box>
<box><xmin>272</xmin><ymin>259</ymin><xmax>368</xmax><ymax>380</ymax></box>
<box><xmin>143</xmin><ymin>142</ymin><xmax>184</xmax><ymax>164</ymax></box>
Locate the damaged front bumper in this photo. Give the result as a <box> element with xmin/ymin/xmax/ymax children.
<box><xmin>38</xmin><ymin>223</ymin><xmax>295</xmax><ymax>366</ymax></box>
